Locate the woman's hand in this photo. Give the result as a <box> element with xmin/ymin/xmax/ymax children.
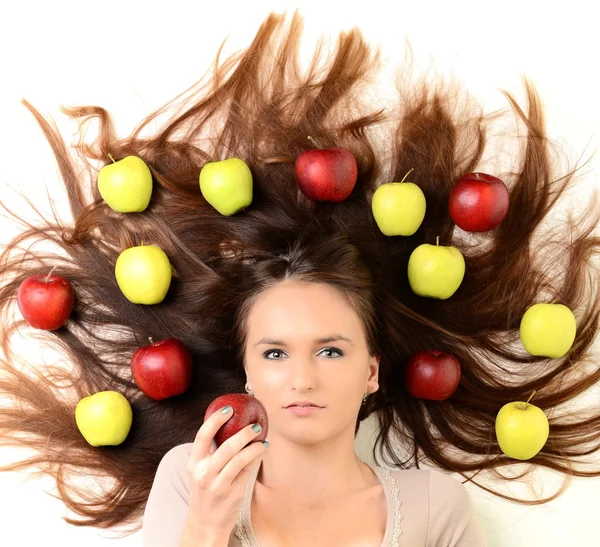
<box><xmin>182</xmin><ymin>405</ymin><xmax>269</xmax><ymax>541</ymax></box>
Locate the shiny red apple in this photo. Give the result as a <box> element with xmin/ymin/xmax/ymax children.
<box><xmin>405</xmin><ymin>350</ymin><xmax>461</xmax><ymax>400</ymax></box>
<box><xmin>204</xmin><ymin>393</ymin><xmax>268</xmax><ymax>447</ymax></box>
<box><xmin>294</xmin><ymin>144</ymin><xmax>358</xmax><ymax>203</ymax></box>
<box><xmin>17</xmin><ymin>273</ymin><xmax>75</xmax><ymax>330</ymax></box>
<box><xmin>131</xmin><ymin>337</ymin><xmax>193</xmax><ymax>400</ymax></box>
<box><xmin>448</xmin><ymin>172</ymin><xmax>509</xmax><ymax>232</ymax></box>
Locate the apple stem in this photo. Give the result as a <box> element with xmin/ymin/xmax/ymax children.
<box><xmin>525</xmin><ymin>390</ymin><xmax>537</xmax><ymax>409</ymax></box>
<box><xmin>307</xmin><ymin>136</ymin><xmax>319</xmax><ymax>148</ymax></box>
<box><xmin>108</xmin><ymin>153</ymin><xmax>116</xmax><ymax>164</ymax></box>
<box><xmin>46</xmin><ymin>265</ymin><xmax>57</xmax><ymax>282</ymax></box>
<box><xmin>399</xmin><ymin>168</ymin><xmax>415</xmax><ymax>184</ymax></box>
<box><xmin>436</xmin><ymin>235</ymin><xmax>440</xmax><ymax>246</ymax></box>
<box><xmin>148</xmin><ymin>337</ymin><xmax>154</xmax><ymax>344</ymax></box>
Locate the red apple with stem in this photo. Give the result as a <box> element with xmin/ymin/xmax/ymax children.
<box><xmin>130</xmin><ymin>337</ymin><xmax>193</xmax><ymax>400</ymax></box>
<box><xmin>405</xmin><ymin>350</ymin><xmax>461</xmax><ymax>400</ymax></box>
<box><xmin>448</xmin><ymin>172</ymin><xmax>509</xmax><ymax>232</ymax></box>
<box><xmin>294</xmin><ymin>136</ymin><xmax>358</xmax><ymax>203</ymax></box>
<box><xmin>17</xmin><ymin>266</ymin><xmax>75</xmax><ymax>330</ymax></box>
<box><xmin>204</xmin><ymin>393</ymin><xmax>268</xmax><ymax>448</ymax></box>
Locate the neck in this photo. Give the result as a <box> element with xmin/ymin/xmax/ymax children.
<box><xmin>255</xmin><ymin>426</ymin><xmax>372</xmax><ymax>503</ymax></box>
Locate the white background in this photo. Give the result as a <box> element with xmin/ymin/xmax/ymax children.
<box><xmin>1</xmin><ymin>1</ymin><xmax>599</xmax><ymax>545</ymax></box>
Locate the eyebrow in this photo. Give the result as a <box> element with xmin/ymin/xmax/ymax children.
<box><xmin>253</xmin><ymin>335</ymin><xmax>353</xmax><ymax>348</ymax></box>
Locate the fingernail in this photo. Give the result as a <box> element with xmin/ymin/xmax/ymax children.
<box><xmin>252</xmin><ymin>423</ymin><xmax>262</xmax><ymax>433</ymax></box>
<box><xmin>221</xmin><ymin>405</ymin><xmax>232</xmax><ymax>414</ymax></box>
<box><xmin>262</xmin><ymin>441</ymin><xmax>269</xmax><ymax>447</ymax></box>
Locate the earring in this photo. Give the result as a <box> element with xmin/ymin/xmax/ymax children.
<box><xmin>362</xmin><ymin>393</ymin><xmax>368</xmax><ymax>405</ymax></box>
<box><xmin>245</xmin><ymin>383</ymin><xmax>252</xmax><ymax>394</ymax></box>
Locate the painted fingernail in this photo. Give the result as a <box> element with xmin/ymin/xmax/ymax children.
<box><xmin>221</xmin><ymin>405</ymin><xmax>232</xmax><ymax>414</ymax></box>
<box><xmin>252</xmin><ymin>423</ymin><xmax>262</xmax><ymax>433</ymax></box>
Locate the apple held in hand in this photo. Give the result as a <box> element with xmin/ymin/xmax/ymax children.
<box><xmin>75</xmin><ymin>391</ymin><xmax>133</xmax><ymax>447</ymax></box>
<box><xmin>448</xmin><ymin>172</ymin><xmax>509</xmax><ymax>232</ymax></box>
<box><xmin>294</xmin><ymin>138</ymin><xmax>358</xmax><ymax>203</ymax></box>
<box><xmin>98</xmin><ymin>155</ymin><xmax>153</xmax><ymax>213</ymax></box>
<box><xmin>204</xmin><ymin>393</ymin><xmax>268</xmax><ymax>448</ymax></box>
<box><xmin>17</xmin><ymin>271</ymin><xmax>75</xmax><ymax>330</ymax></box>
<box><xmin>131</xmin><ymin>337</ymin><xmax>193</xmax><ymax>400</ymax></box>
<box><xmin>519</xmin><ymin>303</ymin><xmax>576</xmax><ymax>358</ymax></box>
<box><xmin>199</xmin><ymin>157</ymin><xmax>253</xmax><ymax>216</ymax></box>
<box><xmin>405</xmin><ymin>350</ymin><xmax>461</xmax><ymax>400</ymax></box>
<box><xmin>495</xmin><ymin>393</ymin><xmax>549</xmax><ymax>460</ymax></box>
<box><xmin>115</xmin><ymin>243</ymin><xmax>172</xmax><ymax>304</ymax></box>
<box><xmin>407</xmin><ymin>238</ymin><xmax>465</xmax><ymax>299</ymax></box>
<box><xmin>372</xmin><ymin>169</ymin><xmax>426</xmax><ymax>236</ymax></box>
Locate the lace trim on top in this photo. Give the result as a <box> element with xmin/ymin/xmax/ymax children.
<box><xmin>235</xmin><ymin>465</ymin><xmax>403</xmax><ymax>546</ymax></box>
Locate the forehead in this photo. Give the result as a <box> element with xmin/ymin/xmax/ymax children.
<box><xmin>245</xmin><ymin>282</ymin><xmax>362</xmax><ymax>339</ymax></box>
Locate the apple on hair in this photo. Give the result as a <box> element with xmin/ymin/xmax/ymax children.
<box><xmin>97</xmin><ymin>154</ymin><xmax>153</xmax><ymax>213</ymax></box>
<box><xmin>495</xmin><ymin>391</ymin><xmax>549</xmax><ymax>460</ymax></box>
<box><xmin>199</xmin><ymin>157</ymin><xmax>253</xmax><ymax>216</ymax></box>
<box><xmin>17</xmin><ymin>271</ymin><xmax>75</xmax><ymax>330</ymax></box>
<box><xmin>294</xmin><ymin>137</ymin><xmax>358</xmax><ymax>203</ymax></box>
<box><xmin>448</xmin><ymin>172</ymin><xmax>509</xmax><ymax>232</ymax></box>
<box><xmin>114</xmin><ymin>243</ymin><xmax>173</xmax><ymax>305</ymax></box>
<box><xmin>131</xmin><ymin>337</ymin><xmax>193</xmax><ymax>400</ymax></box>
<box><xmin>407</xmin><ymin>237</ymin><xmax>465</xmax><ymax>299</ymax></box>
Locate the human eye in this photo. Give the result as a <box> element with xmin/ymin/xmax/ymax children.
<box><xmin>319</xmin><ymin>347</ymin><xmax>343</xmax><ymax>358</ymax></box>
<box><xmin>263</xmin><ymin>349</ymin><xmax>287</xmax><ymax>360</ymax></box>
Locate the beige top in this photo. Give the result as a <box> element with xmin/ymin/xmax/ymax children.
<box><xmin>142</xmin><ymin>443</ymin><xmax>487</xmax><ymax>546</ymax></box>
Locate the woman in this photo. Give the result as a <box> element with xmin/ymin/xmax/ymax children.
<box><xmin>0</xmin><ymin>9</ymin><xmax>599</xmax><ymax>547</ymax></box>
<box><xmin>142</xmin><ymin>276</ymin><xmax>487</xmax><ymax>546</ymax></box>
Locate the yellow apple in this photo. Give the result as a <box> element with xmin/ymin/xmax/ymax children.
<box><xmin>97</xmin><ymin>155</ymin><xmax>153</xmax><ymax>213</ymax></box>
<box><xmin>495</xmin><ymin>400</ymin><xmax>549</xmax><ymax>460</ymax></box>
<box><xmin>407</xmin><ymin>240</ymin><xmax>465</xmax><ymax>299</ymax></box>
<box><xmin>75</xmin><ymin>391</ymin><xmax>133</xmax><ymax>447</ymax></box>
<box><xmin>520</xmin><ymin>303</ymin><xmax>577</xmax><ymax>358</ymax></box>
<box><xmin>115</xmin><ymin>244</ymin><xmax>172</xmax><ymax>304</ymax></box>
<box><xmin>199</xmin><ymin>157</ymin><xmax>253</xmax><ymax>216</ymax></box>
<box><xmin>371</xmin><ymin>170</ymin><xmax>426</xmax><ymax>236</ymax></box>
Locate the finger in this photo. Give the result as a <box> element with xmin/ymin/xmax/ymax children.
<box><xmin>208</xmin><ymin>422</ymin><xmax>265</xmax><ymax>476</ymax></box>
<box><xmin>217</xmin><ymin>440</ymin><xmax>267</xmax><ymax>490</ymax></box>
<box><xmin>189</xmin><ymin>406</ymin><xmax>234</xmax><ymax>465</ymax></box>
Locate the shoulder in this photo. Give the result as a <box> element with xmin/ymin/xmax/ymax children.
<box><xmin>382</xmin><ymin>466</ymin><xmax>486</xmax><ymax>546</ymax></box>
<box><xmin>385</xmin><ymin>466</ymin><xmax>474</xmax><ymax>507</ymax></box>
<box><xmin>158</xmin><ymin>442</ymin><xmax>194</xmax><ymax>471</ymax></box>
<box><xmin>153</xmin><ymin>442</ymin><xmax>195</xmax><ymax>495</ymax></box>
<box><xmin>425</xmin><ymin>469</ymin><xmax>487</xmax><ymax>546</ymax></box>
<box><xmin>426</xmin><ymin>468</ymin><xmax>473</xmax><ymax>507</ymax></box>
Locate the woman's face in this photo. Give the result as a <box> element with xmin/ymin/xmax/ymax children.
<box><xmin>243</xmin><ymin>280</ymin><xmax>379</xmax><ymax>445</ymax></box>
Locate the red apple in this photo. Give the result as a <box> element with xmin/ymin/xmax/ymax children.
<box><xmin>294</xmin><ymin>143</ymin><xmax>358</xmax><ymax>203</ymax></box>
<box><xmin>204</xmin><ymin>393</ymin><xmax>268</xmax><ymax>447</ymax></box>
<box><xmin>448</xmin><ymin>172</ymin><xmax>509</xmax><ymax>232</ymax></box>
<box><xmin>17</xmin><ymin>273</ymin><xmax>75</xmax><ymax>330</ymax></box>
<box><xmin>131</xmin><ymin>338</ymin><xmax>193</xmax><ymax>400</ymax></box>
<box><xmin>405</xmin><ymin>350</ymin><xmax>461</xmax><ymax>400</ymax></box>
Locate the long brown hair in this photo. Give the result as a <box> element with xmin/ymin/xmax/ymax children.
<box><xmin>1</xmin><ymin>10</ymin><xmax>599</xmax><ymax>535</ymax></box>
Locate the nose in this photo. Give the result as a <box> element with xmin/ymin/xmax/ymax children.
<box><xmin>289</xmin><ymin>357</ymin><xmax>317</xmax><ymax>392</ymax></box>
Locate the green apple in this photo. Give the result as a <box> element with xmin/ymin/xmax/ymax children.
<box><xmin>75</xmin><ymin>391</ymin><xmax>133</xmax><ymax>447</ymax></box>
<box><xmin>97</xmin><ymin>155</ymin><xmax>153</xmax><ymax>213</ymax></box>
<box><xmin>407</xmin><ymin>239</ymin><xmax>465</xmax><ymax>299</ymax></box>
<box><xmin>371</xmin><ymin>169</ymin><xmax>426</xmax><ymax>236</ymax></box>
<box><xmin>495</xmin><ymin>400</ymin><xmax>549</xmax><ymax>460</ymax></box>
<box><xmin>199</xmin><ymin>157</ymin><xmax>253</xmax><ymax>216</ymax></box>
<box><xmin>115</xmin><ymin>243</ymin><xmax>172</xmax><ymax>304</ymax></box>
<box><xmin>519</xmin><ymin>303</ymin><xmax>577</xmax><ymax>358</ymax></box>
